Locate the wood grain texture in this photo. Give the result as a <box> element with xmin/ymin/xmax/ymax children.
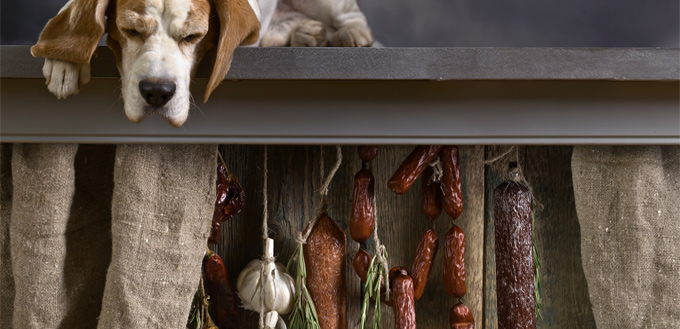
<box><xmin>483</xmin><ymin>146</ymin><xmax>596</xmax><ymax>329</ymax></box>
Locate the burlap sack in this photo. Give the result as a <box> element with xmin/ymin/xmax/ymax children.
<box><xmin>572</xmin><ymin>146</ymin><xmax>680</xmax><ymax>328</ymax></box>
<box><xmin>1</xmin><ymin>144</ymin><xmax>14</xmax><ymax>327</ymax></box>
<box><xmin>10</xmin><ymin>144</ymin><xmax>78</xmax><ymax>328</ymax></box>
<box><xmin>97</xmin><ymin>144</ymin><xmax>217</xmax><ymax>329</ymax></box>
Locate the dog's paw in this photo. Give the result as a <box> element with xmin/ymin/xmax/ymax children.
<box><xmin>42</xmin><ymin>58</ymin><xmax>90</xmax><ymax>100</ymax></box>
<box><xmin>333</xmin><ymin>21</ymin><xmax>373</xmax><ymax>47</ymax></box>
<box><xmin>290</xmin><ymin>20</ymin><xmax>328</xmax><ymax>47</ymax></box>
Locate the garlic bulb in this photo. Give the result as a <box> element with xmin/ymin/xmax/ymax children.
<box><xmin>237</xmin><ymin>238</ymin><xmax>295</xmax><ymax>315</ymax></box>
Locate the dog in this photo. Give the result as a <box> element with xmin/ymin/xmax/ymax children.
<box><xmin>31</xmin><ymin>0</ymin><xmax>373</xmax><ymax>127</ymax></box>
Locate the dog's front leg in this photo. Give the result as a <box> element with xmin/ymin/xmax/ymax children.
<box><xmin>42</xmin><ymin>58</ymin><xmax>90</xmax><ymax>100</ymax></box>
<box><xmin>261</xmin><ymin>2</ymin><xmax>329</xmax><ymax>47</ymax></box>
<box><xmin>288</xmin><ymin>0</ymin><xmax>373</xmax><ymax>47</ymax></box>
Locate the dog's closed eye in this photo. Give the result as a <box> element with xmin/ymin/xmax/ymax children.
<box><xmin>123</xmin><ymin>29</ymin><xmax>143</xmax><ymax>39</ymax></box>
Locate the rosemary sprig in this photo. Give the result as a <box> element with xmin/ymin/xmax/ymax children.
<box><xmin>359</xmin><ymin>251</ymin><xmax>388</xmax><ymax>329</ymax></box>
<box><xmin>287</xmin><ymin>244</ymin><xmax>321</xmax><ymax>329</ymax></box>
<box><xmin>532</xmin><ymin>211</ymin><xmax>542</xmax><ymax>320</ymax></box>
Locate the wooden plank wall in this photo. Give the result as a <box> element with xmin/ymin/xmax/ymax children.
<box><xmin>216</xmin><ymin>145</ymin><xmax>595</xmax><ymax>328</ymax></box>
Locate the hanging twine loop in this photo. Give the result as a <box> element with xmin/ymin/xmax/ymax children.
<box><xmin>259</xmin><ymin>145</ymin><xmax>274</xmax><ymax>329</ymax></box>
<box><xmin>482</xmin><ymin>145</ymin><xmax>544</xmax><ymax>211</ymax></box>
<box><xmin>427</xmin><ymin>156</ymin><xmax>443</xmax><ymax>184</ymax></box>
<box><xmin>295</xmin><ymin>145</ymin><xmax>343</xmax><ymax>245</ymax></box>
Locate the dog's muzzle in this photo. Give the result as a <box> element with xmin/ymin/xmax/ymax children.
<box><xmin>139</xmin><ymin>80</ymin><xmax>176</xmax><ymax>107</ymax></box>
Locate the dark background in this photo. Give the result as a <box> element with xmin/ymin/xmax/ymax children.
<box><xmin>1</xmin><ymin>0</ymin><xmax>678</xmax><ymax>46</ymax></box>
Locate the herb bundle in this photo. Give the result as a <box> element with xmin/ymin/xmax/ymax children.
<box><xmin>287</xmin><ymin>244</ymin><xmax>321</xmax><ymax>329</ymax></box>
<box><xmin>359</xmin><ymin>252</ymin><xmax>388</xmax><ymax>329</ymax></box>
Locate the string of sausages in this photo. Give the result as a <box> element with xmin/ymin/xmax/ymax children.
<box><xmin>351</xmin><ymin>146</ymin><xmax>475</xmax><ymax>329</ymax></box>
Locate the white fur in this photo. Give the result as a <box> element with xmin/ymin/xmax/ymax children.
<box><xmin>117</xmin><ymin>0</ymin><xmax>202</xmax><ymax>127</ymax></box>
<box><xmin>41</xmin><ymin>0</ymin><xmax>372</xmax><ymax>126</ymax></box>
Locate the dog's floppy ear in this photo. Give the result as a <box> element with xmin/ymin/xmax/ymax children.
<box><xmin>31</xmin><ymin>0</ymin><xmax>110</xmax><ymax>64</ymax></box>
<box><xmin>204</xmin><ymin>0</ymin><xmax>260</xmax><ymax>102</ymax></box>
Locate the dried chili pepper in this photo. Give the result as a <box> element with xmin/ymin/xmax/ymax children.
<box><xmin>208</xmin><ymin>161</ymin><xmax>245</xmax><ymax>244</ymax></box>
<box><xmin>203</xmin><ymin>250</ymin><xmax>239</xmax><ymax>329</ymax></box>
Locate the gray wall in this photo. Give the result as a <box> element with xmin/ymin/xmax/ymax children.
<box><xmin>1</xmin><ymin>0</ymin><xmax>679</xmax><ymax>46</ymax></box>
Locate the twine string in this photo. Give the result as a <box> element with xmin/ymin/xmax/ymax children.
<box><xmin>259</xmin><ymin>145</ymin><xmax>269</xmax><ymax>329</ymax></box>
<box><xmin>427</xmin><ymin>156</ymin><xmax>443</xmax><ymax>184</ymax></box>
<box><xmin>295</xmin><ymin>145</ymin><xmax>343</xmax><ymax>245</ymax></box>
<box><xmin>483</xmin><ymin>145</ymin><xmax>543</xmax><ymax>210</ymax></box>
<box><xmin>371</xmin><ymin>194</ymin><xmax>391</xmax><ymax>301</ymax></box>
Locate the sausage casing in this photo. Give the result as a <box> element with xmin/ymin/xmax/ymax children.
<box><xmin>494</xmin><ymin>180</ymin><xmax>535</xmax><ymax>329</ymax></box>
<box><xmin>450</xmin><ymin>302</ymin><xmax>474</xmax><ymax>329</ymax></box>
<box><xmin>392</xmin><ymin>273</ymin><xmax>416</xmax><ymax>329</ymax></box>
<box><xmin>443</xmin><ymin>225</ymin><xmax>466</xmax><ymax>298</ymax></box>
<box><xmin>441</xmin><ymin>146</ymin><xmax>463</xmax><ymax>220</ymax></box>
<box><xmin>303</xmin><ymin>213</ymin><xmax>347</xmax><ymax>329</ymax></box>
<box><xmin>388</xmin><ymin>145</ymin><xmax>443</xmax><ymax>195</ymax></box>
<box><xmin>353</xmin><ymin>248</ymin><xmax>371</xmax><ymax>283</ymax></box>
<box><xmin>410</xmin><ymin>229</ymin><xmax>439</xmax><ymax>300</ymax></box>
<box><xmin>358</xmin><ymin>145</ymin><xmax>379</xmax><ymax>163</ymax></box>
<box><xmin>421</xmin><ymin>166</ymin><xmax>442</xmax><ymax>221</ymax></box>
<box><xmin>350</xmin><ymin>168</ymin><xmax>375</xmax><ymax>243</ymax></box>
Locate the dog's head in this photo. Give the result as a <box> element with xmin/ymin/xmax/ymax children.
<box><xmin>31</xmin><ymin>0</ymin><xmax>260</xmax><ymax>127</ymax></box>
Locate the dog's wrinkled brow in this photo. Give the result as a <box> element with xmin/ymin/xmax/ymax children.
<box><xmin>117</xmin><ymin>10</ymin><xmax>159</xmax><ymax>35</ymax></box>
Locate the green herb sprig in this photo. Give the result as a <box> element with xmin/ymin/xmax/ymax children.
<box><xmin>287</xmin><ymin>244</ymin><xmax>321</xmax><ymax>329</ymax></box>
<box><xmin>359</xmin><ymin>250</ymin><xmax>388</xmax><ymax>329</ymax></box>
<box><xmin>532</xmin><ymin>211</ymin><xmax>542</xmax><ymax>320</ymax></box>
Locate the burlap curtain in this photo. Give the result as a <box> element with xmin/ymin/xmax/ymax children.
<box><xmin>572</xmin><ymin>146</ymin><xmax>680</xmax><ymax>328</ymax></box>
<box><xmin>0</xmin><ymin>143</ymin><xmax>216</xmax><ymax>329</ymax></box>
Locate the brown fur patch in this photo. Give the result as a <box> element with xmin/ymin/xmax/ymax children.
<box><xmin>31</xmin><ymin>0</ymin><xmax>111</xmax><ymax>64</ymax></box>
<box><xmin>204</xmin><ymin>0</ymin><xmax>260</xmax><ymax>102</ymax></box>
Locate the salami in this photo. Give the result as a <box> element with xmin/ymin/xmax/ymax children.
<box><xmin>358</xmin><ymin>145</ymin><xmax>379</xmax><ymax>163</ymax></box>
<box><xmin>303</xmin><ymin>213</ymin><xmax>347</xmax><ymax>329</ymax></box>
<box><xmin>494</xmin><ymin>179</ymin><xmax>535</xmax><ymax>329</ymax></box>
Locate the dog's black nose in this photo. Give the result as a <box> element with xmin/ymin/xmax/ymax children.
<box><xmin>139</xmin><ymin>80</ymin><xmax>176</xmax><ymax>107</ymax></box>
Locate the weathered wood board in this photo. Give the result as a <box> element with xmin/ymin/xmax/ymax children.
<box><xmin>483</xmin><ymin>146</ymin><xmax>596</xmax><ymax>329</ymax></box>
<box><xmin>216</xmin><ymin>145</ymin><xmax>593</xmax><ymax>328</ymax></box>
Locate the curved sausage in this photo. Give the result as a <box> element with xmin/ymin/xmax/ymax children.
<box><xmin>392</xmin><ymin>272</ymin><xmax>416</xmax><ymax>329</ymax></box>
<box><xmin>421</xmin><ymin>166</ymin><xmax>442</xmax><ymax>221</ymax></box>
<box><xmin>358</xmin><ymin>145</ymin><xmax>379</xmax><ymax>163</ymax></box>
<box><xmin>353</xmin><ymin>248</ymin><xmax>371</xmax><ymax>283</ymax></box>
<box><xmin>441</xmin><ymin>146</ymin><xmax>463</xmax><ymax>220</ymax></box>
<box><xmin>388</xmin><ymin>145</ymin><xmax>443</xmax><ymax>194</ymax></box>
<box><xmin>443</xmin><ymin>225</ymin><xmax>466</xmax><ymax>298</ymax></box>
<box><xmin>350</xmin><ymin>167</ymin><xmax>375</xmax><ymax>243</ymax></box>
<box><xmin>303</xmin><ymin>213</ymin><xmax>347</xmax><ymax>329</ymax></box>
<box><xmin>450</xmin><ymin>302</ymin><xmax>475</xmax><ymax>329</ymax></box>
<box><xmin>410</xmin><ymin>229</ymin><xmax>439</xmax><ymax>300</ymax></box>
